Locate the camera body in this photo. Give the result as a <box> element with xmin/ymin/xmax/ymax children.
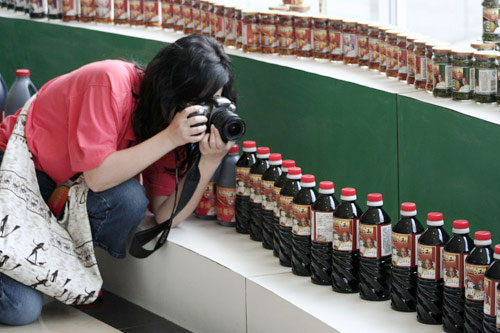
<box><xmin>188</xmin><ymin>96</ymin><xmax>246</xmax><ymax>142</ymax></box>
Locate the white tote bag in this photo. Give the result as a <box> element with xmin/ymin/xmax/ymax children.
<box><xmin>0</xmin><ymin>96</ymin><xmax>102</xmax><ymax>305</ymax></box>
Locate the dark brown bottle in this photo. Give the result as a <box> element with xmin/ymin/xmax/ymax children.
<box><xmin>310</xmin><ymin>181</ymin><xmax>338</xmax><ymax>285</ymax></box>
<box><xmin>248</xmin><ymin>147</ymin><xmax>270</xmax><ymax>242</ymax></box>
<box><xmin>260</xmin><ymin>153</ymin><xmax>282</xmax><ymax>250</ymax></box>
<box><xmin>235</xmin><ymin>141</ymin><xmax>257</xmax><ymax>234</ymax></box>
<box><xmin>416</xmin><ymin>212</ymin><xmax>450</xmax><ymax>325</ymax></box>
<box><xmin>464</xmin><ymin>231</ymin><xmax>493</xmax><ymax>333</ymax></box>
<box><xmin>279</xmin><ymin>167</ymin><xmax>302</xmax><ymax>267</ymax></box>
<box><xmin>331</xmin><ymin>187</ymin><xmax>363</xmax><ymax>293</ymax></box>
<box><xmin>216</xmin><ymin>145</ymin><xmax>240</xmax><ymax>227</ymax></box>
<box><xmin>442</xmin><ymin>220</ymin><xmax>474</xmax><ymax>333</ymax></box>
<box><xmin>359</xmin><ymin>193</ymin><xmax>392</xmax><ymax>301</ymax></box>
<box><xmin>272</xmin><ymin>160</ymin><xmax>295</xmax><ymax>257</ymax></box>
<box><xmin>291</xmin><ymin>174</ymin><xmax>318</xmax><ymax>276</ymax></box>
<box><xmin>391</xmin><ymin>202</ymin><xmax>425</xmax><ymax>312</ymax></box>
<box><xmin>483</xmin><ymin>244</ymin><xmax>500</xmax><ymax>332</ymax></box>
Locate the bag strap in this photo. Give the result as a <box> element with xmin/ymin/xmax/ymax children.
<box><xmin>128</xmin><ymin>156</ymin><xmax>201</xmax><ymax>259</ymax></box>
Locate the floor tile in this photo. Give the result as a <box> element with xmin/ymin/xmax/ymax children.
<box><xmin>121</xmin><ymin>321</ymin><xmax>191</xmax><ymax>333</ymax></box>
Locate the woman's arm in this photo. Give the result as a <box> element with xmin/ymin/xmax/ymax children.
<box><xmin>151</xmin><ymin>125</ymin><xmax>232</xmax><ymax>227</ymax></box>
<box><xmin>83</xmin><ymin>106</ymin><xmax>208</xmax><ymax>192</ymax></box>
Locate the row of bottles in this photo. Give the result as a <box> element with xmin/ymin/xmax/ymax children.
<box><xmin>223</xmin><ymin>140</ymin><xmax>500</xmax><ymax>332</ymax></box>
<box><xmin>0</xmin><ymin>69</ymin><xmax>38</xmax><ymax>121</ymax></box>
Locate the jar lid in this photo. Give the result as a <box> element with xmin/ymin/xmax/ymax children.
<box><xmin>378</xmin><ymin>25</ymin><xmax>393</xmax><ymax>32</ymax></box>
<box><xmin>471</xmin><ymin>40</ymin><xmax>496</xmax><ymax>50</ymax></box>
<box><xmin>278</xmin><ymin>12</ymin><xmax>294</xmax><ymax>18</ymax></box>
<box><xmin>342</xmin><ymin>18</ymin><xmax>357</xmax><ymax>24</ymax></box>
<box><xmin>432</xmin><ymin>45</ymin><xmax>452</xmax><ymax>54</ymax></box>
<box><xmin>259</xmin><ymin>11</ymin><xmax>276</xmax><ymax>17</ymax></box>
<box><xmin>224</xmin><ymin>5</ymin><xmax>235</xmax><ymax>10</ymax></box>
<box><xmin>414</xmin><ymin>39</ymin><xmax>429</xmax><ymax>46</ymax></box>
<box><xmin>396</xmin><ymin>32</ymin><xmax>408</xmax><ymax>38</ymax></box>
<box><xmin>241</xmin><ymin>9</ymin><xmax>259</xmax><ymax>15</ymax></box>
<box><xmin>474</xmin><ymin>50</ymin><xmax>498</xmax><ymax>59</ymax></box>
<box><xmin>312</xmin><ymin>15</ymin><xmax>329</xmax><ymax>22</ymax></box>
<box><xmin>386</xmin><ymin>30</ymin><xmax>400</xmax><ymax>36</ymax></box>
<box><xmin>452</xmin><ymin>48</ymin><xmax>474</xmax><ymax>56</ymax></box>
<box><xmin>328</xmin><ymin>17</ymin><xmax>343</xmax><ymax>23</ymax></box>
<box><xmin>367</xmin><ymin>22</ymin><xmax>381</xmax><ymax>29</ymax></box>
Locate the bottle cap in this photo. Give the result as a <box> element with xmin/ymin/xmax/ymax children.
<box><xmin>269</xmin><ymin>153</ymin><xmax>282</xmax><ymax>166</ymax></box>
<box><xmin>257</xmin><ymin>147</ymin><xmax>270</xmax><ymax>158</ymax></box>
<box><xmin>400</xmin><ymin>202</ymin><xmax>417</xmax><ymax>216</ymax></box>
<box><xmin>16</xmin><ymin>69</ymin><xmax>30</xmax><ymax>77</ymax></box>
<box><xmin>452</xmin><ymin>220</ymin><xmax>469</xmax><ymax>234</ymax></box>
<box><xmin>287</xmin><ymin>167</ymin><xmax>302</xmax><ymax>180</ymax></box>
<box><xmin>242</xmin><ymin>141</ymin><xmax>256</xmax><ymax>152</ymax></box>
<box><xmin>301</xmin><ymin>174</ymin><xmax>315</xmax><ymax>187</ymax></box>
<box><xmin>427</xmin><ymin>212</ymin><xmax>444</xmax><ymax>226</ymax></box>
<box><xmin>319</xmin><ymin>181</ymin><xmax>334</xmax><ymax>194</ymax></box>
<box><xmin>474</xmin><ymin>231</ymin><xmax>492</xmax><ymax>246</ymax></box>
<box><xmin>367</xmin><ymin>193</ymin><xmax>383</xmax><ymax>207</ymax></box>
<box><xmin>495</xmin><ymin>244</ymin><xmax>500</xmax><ymax>260</ymax></box>
<box><xmin>229</xmin><ymin>145</ymin><xmax>239</xmax><ymax>154</ymax></box>
<box><xmin>341</xmin><ymin>188</ymin><xmax>356</xmax><ymax>201</ymax></box>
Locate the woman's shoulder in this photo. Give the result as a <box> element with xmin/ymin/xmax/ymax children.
<box><xmin>76</xmin><ymin>60</ymin><xmax>139</xmax><ymax>89</ymax></box>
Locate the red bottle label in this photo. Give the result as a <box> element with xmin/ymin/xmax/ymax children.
<box><xmin>332</xmin><ymin>217</ymin><xmax>359</xmax><ymax>251</ymax></box>
<box><xmin>249</xmin><ymin>174</ymin><xmax>262</xmax><ymax>204</ymax></box>
<box><xmin>236</xmin><ymin>167</ymin><xmax>251</xmax><ymax>197</ymax></box>
<box><xmin>359</xmin><ymin>223</ymin><xmax>392</xmax><ymax>258</ymax></box>
<box><xmin>279</xmin><ymin>195</ymin><xmax>294</xmax><ymax>227</ymax></box>
<box><xmin>195</xmin><ymin>182</ymin><xmax>216</xmax><ymax>217</ymax></box>
<box><xmin>216</xmin><ymin>187</ymin><xmax>236</xmax><ymax>223</ymax></box>
<box><xmin>261</xmin><ymin>180</ymin><xmax>275</xmax><ymax>212</ymax></box>
<box><xmin>484</xmin><ymin>278</ymin><xmax>499</xmax><ymax>317</ymax></box>
<box><xmin>292</xmin><ymin>204</ymin><xmax>311</xmax><ymax>236</ymax></box>
<box><xmin>465</xmin><ymin>263</ymin><xmax>488</xmax><ymax>301</ymax></box>
<box><xmin>273</xmin><ymin>186</ymin><xmax>281</xmax><ymax>218</ymax></box>
<box><xmin>392</xmin><ymin>232</ymin><xmax>421</xmax><ymax>268</ymax></box>
<box><xmin>443</xmin><ymin>252</ymin><xmax>467</xmax><ymax>289</ymax></box>
<box><xmin>417</xmin><ymin>244</ymin><xmax>444</xmax><ymax>280</ymax></box>
<box><xmin>311</xmin><ymin>211</ymin><xmax>333</xmax><ymax>243</ymax></box>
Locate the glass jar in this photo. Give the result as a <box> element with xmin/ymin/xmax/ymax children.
<box><xmin>406</xmin><ymin>36</ymin><xmax>417</xmax><ymax>84</ymax></box>
<box><xmin>357</xmin><ymin>22</ymin><xmax>369</xmax><ymax>67</ymax></box>
<box><xmin>397</xmin><ymin>32</ymin><xmax>408</xmax><ymax>81</ymax></box>
<box><xmin>192</xmin><ymin>0</ymin><xmax>201</xmax><ymax>33</ymax></box>
<box><xmin>144</xmin><ymin>0</ymin><xmax>161</xmax><ymax>27</ymax></box>
<box><xmin>200</xmin><ymin>1</ymin><xmax>210</xmax><ymax>36</ymax></box>
<box><xmin>473</xmin><ymin>51</ymin><xmax>498</xmax><ymax>103</ymax></box>
<box><xmin>294</xmin><ymin>15</ymin><xmax>313</xmax><ymax>59</ymax></box>
<box><xmin>214</xmin><ymin>4</ymin><xmax>225</xmax><ymax>43</ymax></box>
<box><xmin>425</xmin><ymin>41</ymin><xmax>441</xmax><ymax>93</ymax></box>
<box><xmin>451</xmin><ymin>49</ymin><xmax>474</xmax><ymax>101</ymax></box>
<box><xmin>385</xmin><ymin>30</ymin><xmax>399</xmax><ymax>78</ymax></box>
<box><xmin>172</xmin><ymin>0</ymin><xmax>183</xmax><ymax>32</ymax></box>
<box><xmin>378</xmin><ymin>26</ymin><xmax>391</xmax><ymax>73</ymax></box>
<box><xmin>368</xmin><ymin>23</ymin><xmax>380</xmax><ymax>71</ymax></box>
<box><xmin>80</xmin><ymin>0</ymin><xmax>96</xmax><ymax>22</ymax></box>
<box><xmin>129</xmin><ymin>0</ymin><xmax>144</xmax><ymax>26</ymax></box>
<box><xmin>414</xmin><ymin>40</ymin><xmax>428</xmax><ymax>90</ymax></box>
<box><xmin>235</xmin><ymin>8</ymin><xmax>242</xmax><ymax>49</ymax></box>
<box><xmin>210</xmin><ymin>2</ymin><xmax>216</xmax><ymax>37</ymax></box>
<box><xmin>62</xmin><ymin>0</ymin><xmax>79</xmax><ymax>22</ymax></box>
<box><xmin>328</xmin><ymin>18</ymin><xmax>343</xmax><ymax>62</ymax></box>
<box><xmin>432</xmin><ymin>46</ymin><xmax>453</xmax><ymax>98</ymax></box>
<box><xmin>278</xmin><ymin>14</ymin><xmax>295</xmax><ymax>56</ymax></box>
<box><xmin>224</xmin><ymin>6</ymin><xmax>236</xmax><ymax>48</ymax></box>
<box><xmin>471</xmin><ymin>40</ymin><xmax>496</xmax><ymax>51</ymax></box>
<box><xmin>161</xmin><ymin>0</ymin><xmax>174</xmax><ymax>30</ymax></box>
<box><xmin>96</xmin><ymin>0</ymin><xmax>113</xmax><ymax>23</ymax></box>
<box><xmin>182</xmin><ymin>0</ymin><xmax>194</xmax><ymax>33</ymax></box>
<box><xmin>343</xmin><ymin>19</ymin><xmax>358</xmax><ymax>65</ymax></box>
<box><xmin>260</xmin><ymin>12</ymin><xmax>278</xmax><ymax>54</ymax></box>
<box><xmin>312</xmin><ymin>16</ymin><xmax>329</xmax><ymax>61</ymax></box>
<box><xmin>242</xmin><ymin>10</ymin><xmax>260</xmax><ymax>53</ymax></box>
<box><xmin>482</xmin><ymin>0</ymin><xmax>500</xmax><ymax>43</ymax></box>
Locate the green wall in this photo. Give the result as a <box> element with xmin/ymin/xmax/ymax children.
<box><xmin>2</xmin><ymin>16</ymin><xmax>499</xmax><ymax>242</ymax></box>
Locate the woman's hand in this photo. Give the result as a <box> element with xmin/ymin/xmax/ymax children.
<box><xmin>164</xmin><ymin>106</ymin><xmax>208</xmax><ymax>147</ymax></box>
<box><xmin>199</xmin><ymin>125</ymin><xmax>233</xmax><ymax>166</ymax></box>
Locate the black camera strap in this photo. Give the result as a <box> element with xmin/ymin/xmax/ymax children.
<box><xmin>129</xmin><ymin>149</ymin><xmax>201</xmax><ymax>259</ymax></box>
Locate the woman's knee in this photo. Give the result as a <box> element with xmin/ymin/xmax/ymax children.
<box><xmin>0</xmin><ymin>275</ymin><xmax>43</xmax><ymax>326</ymax></box>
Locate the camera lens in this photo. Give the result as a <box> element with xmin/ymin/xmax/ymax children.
<box><xmin>210</xmin><ymin>109</ymin><xmax>246</xmax><ymax>142</ymax></box>
<box><xmin>223</xmin><ymin>119</ymin><xmax>245</xmax><ymax>141</ymax></box>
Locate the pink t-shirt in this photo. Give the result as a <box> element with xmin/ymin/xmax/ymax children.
<box><xmin>0</xmin><ymin>60</ymin><xmax>182</xmax><ymax>198</ymax></box>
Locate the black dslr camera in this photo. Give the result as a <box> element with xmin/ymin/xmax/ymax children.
<box><xmin>188</xmin><ymin>96</ymin><xmax>246</xmax><ymax>142</ymax></box>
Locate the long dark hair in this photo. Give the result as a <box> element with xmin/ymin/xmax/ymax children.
<box><xmin>132</xmin><ymin>34</ymin><xmax>236</xmax><ymax>143</ymax></box>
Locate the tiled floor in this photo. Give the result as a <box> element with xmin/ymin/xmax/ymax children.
<box><xmin>0</xmin><ymin>290</ymin><xmax>191</xmax><ymax>333</ymax></box>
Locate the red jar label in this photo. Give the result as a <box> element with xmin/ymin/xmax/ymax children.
<box><xmin>417</xmin><ymin>244</ymin><xmax>444</xmax><ymax>280</ymax></box>
<box><xmin>333</xmin><ymin>217</ymin><xmax>359</xmax><ymax>251</ymax></box>
<box><xmin>236</xmin><ymin>167</ymin><xmax>251</xmax><ymax>197</ymax></box>
<box><xmin>80</xmin><ymin>0</ymin><xmax>96</xmax><ymax>17</ymax></box>
<box><xmin>144</xmin><ymin>0</ymin><xmax>160</xmax><ymax>23</ymax></box>
<box><xmin>249</xmin><ymin>174</ymin><xmax>262</xmax><ymax>204</ymax></box>
<box><xmin>311</xmin><ymin>211</ymin><xmax>333</xmax><ymax>243</ymax></box>
<box><xmin>261</xmin><ymin>180</ymin><xmax>275</xmax><ymax>212</ymax></box>
<box><xmin>313</xmin><ymin>28</ymin><xmax>329</xmax><ymax>53</ymax></box>
<box><xmin>415</xmin><ymin>55</ymin><xmax>427</xmax><ymax>80</ymax></box>
<box><xmin>243</xmin><ymin>23</ymin><xmax>260</xmax><ymax>46</ymax></box>
<box><xmin>278</xmin><ymin>25</ymin><xmax>295</xmax><ymax>50</ymax></box>
<box><xmin>130</xmin><ymin>0</ymin><xmax>143</xmax><ymax>21</ymax></box>
<box><xmin>484</xmin><ymin>278</ymin><xmax>499</xmax><ymax>317</ymax></box>
<box><xmin>63</xmin><ymin>0</ymin><xmax>77</xmax><ymax>16</ymax></box>
<box><xmin>162</xmin><ymin>1</ymin><xmax>173</xmax><ymax>24</ymax></box>
<box><xmin>192</xmin><ymin>7</ymin><xmax>200</xmax><ymax>30</ymax></box>
<box><xmin>279</xmin><ymin>195</ymin><xmax>294</xmax><ymax>227</ymax></box>
<box><xmin>392</xmin><ymin>232</ymin><xmax>420</xmax><ymax>268</ymax></box>
<box><xmin>237</xmin><ymin>19</ymin><xmax>242</xmax><ymax>43</ymax></box>
<box><xmin>200</xmin><ymin>9</ymin><xmax>210</xmax><ymax>33</ymax></box>
<box><xmin>225</xmin><ymin>17</ymin><xmax>236</xmax><ymax>40</ymax></box>
<box><xmin>359</xmin><ymin>223</ymin><xmax>391</xmax><ymax>258</ymax></box>
<box><xmin>172</xmin><ymin>4</ymin><xmax>182</xmax><ymax>27</ymax></box>
<box><xmin>387</xmin><ymin>46</ymin><xmax>399</xmax><ymax>71</ymax></box>
<box><xmin>426</xmin><ymin>59</ymin><xmax>434</xmax><ymax>83</ymax></box>
<box><xmin>215</xmin><ymin>14</ymin><xmax>225</xmax><ymax>38</ymax></box>
<box><xmin>408</xmin><ymin>52</ymin><xmax>415</xmax><ymax>76</ymax></box>
<box><xmin>343</xmin><ymin>33</ymin><xmax>358</xmax><ymax>58</ymax></box>
<box><xmin>273</xmin><ymin>186</ymin><xmax>281</xmax><ymax>218</ymax></box>
<box><xmin>483</xmin><ymin>8</ymin><xmax>500</xmax><ymax>34</ymax></box>
<box><xmin>196</xmin><ymin>182</ymin><xmax>216</xmax><ymax>217</ymax></box>
<box><xmin>261</xmin><ymin>24</ymin><xmax>278</xmax><ymax>48</ymax></box>
<box><xmin>216</xmin><ymin>187</ymin><xmax>236</xmax><ymax>223</ymax></box>
<box><xmin>379</xmin><ymin>42</ymin><xmax>387</xmax><ymax>66</ymax></box>
<box><xmin>292</xmin><ymin>204</ymin><xmax>311</xmax><ymax>236</ymax></box>
<box><xmin>399</xmin><ymin>48</ymin><xmax>407</xmax><ymax>74</ymax></box>
<box><xmin>329</xmin><ymin>30</ymin><xmax>342</xmax><ymax>55</ymax></box>
<box><xmin>369</xmin><ymin>37</ymin><xmax>379</xmax><ymax>63</ymax></box>
<box><xmin>182</xmin><ymin>5</ymin><xmax>193</xmax><ymax>28</ymax></box>
<box><xmin>358</xmin><ymin>36</ymin><xmax>369</xmax><ymax>60</ymax></box>
<box><xmin>443</xmin><ymin>252</ymin><xmax>467</xmax><ymax>289</ymax></box>
<box><xmin>96</xmin><ymin>0</ymin><xmax>111</xmax><ymax>19</ymax></box>
<box><xmin>465</xmin><ymin>263</ymin><xmax>488</xmax><ymax>301</ymax></box>
<box><xmin>114</xmin><ymin>0</ymin><xmax>128</xmax><ymax>20</ymax></box>
<box><xmin>295</xmin><ymin>27</ymin><xmax>312</xmax><ymax>51</ymax></box>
